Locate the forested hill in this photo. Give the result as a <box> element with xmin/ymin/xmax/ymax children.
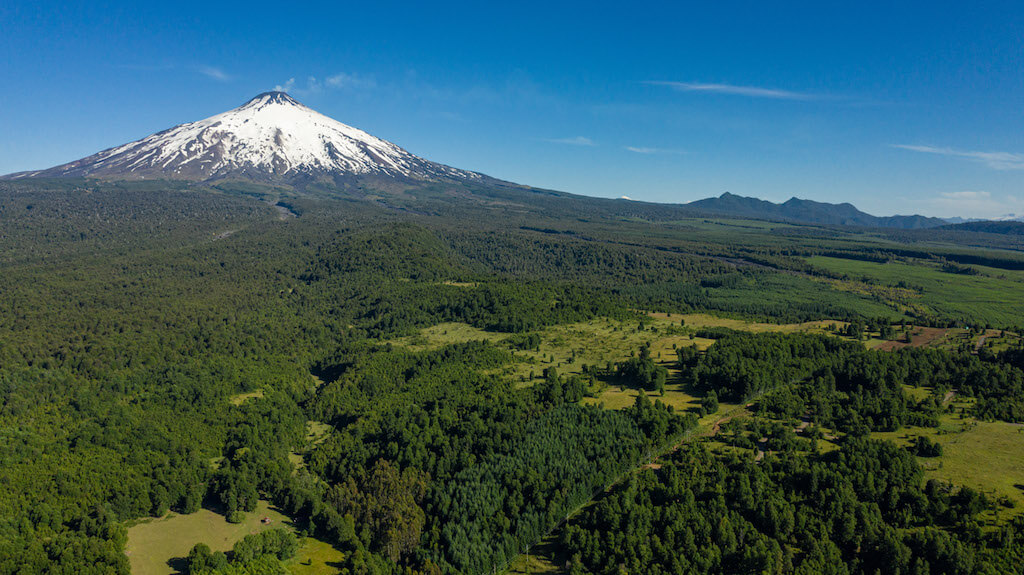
<box><xmin>941</xmin><ymin>220</ymin><xmax>1024</xmax><ymax>235</ymax></box>
<box><xmin>687</xmin><ymin>192</ymin><xmax>946</xmax><ymax>229</ymax></box>
<box><xmin>1</xmin><ymin>179</ymin><xmax>1024</xmax><ymax>574</ymax></box>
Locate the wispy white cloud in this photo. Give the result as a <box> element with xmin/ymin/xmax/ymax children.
<box><xmin>943</xmin><ymin>191</ymin><xmax>991</xmax><ymax>201</ymax></box>
<box><xmin>198</xmin><ymin>66</ymin><xmax>230</xmax><ymax>82</ymax></box>
<box><xmin>543</xmin><ymin>136</ymin><xmax>596</xmax><ymax>146</ymax></box>
<box><xmin>647</xmin><ymin>81</ymin><xmax>816</xmax><ymax>100</ymax></box>
<box><xmin>625</xmin><ymin>146</ymin><xmax>686</xmax><ymax>155</ymax></box>
<box><xmin>928</xmin><ymin>190</ymin><xmax>1024</xmax><ymax>219</ymax></box>
<box><xmin>325</xmin><ymin>72</ymin><xmax>376</xmax><ymax>90</ymax></box>
<box><xmin>892</xmin><ymin>144</ymin><xmax>1024</xmax><ymax>170</ymax></box>
<box><xmin>273</xmin><ymin>73</ymin><xmax>377</xmax><ymax>96</ymax></box>
<box><xmin>116</xmin><ymin>62</ymin><xmax>233</xmax><ymax>82</ymax></box>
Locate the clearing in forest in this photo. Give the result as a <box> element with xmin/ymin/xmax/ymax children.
<box><xmin>389</xmin><ymin>312</ymin><xmax>841</xmax><ymax>388</ymax></box>
<box><xmin>125</xmin><ymin>500</ymin><xmax>291</xmax><ymax>575</ymax></box>
<box><xmin>126</xmin><ymin>499</ymin><xmax>345</xmax><ymax>575</ymax></box>
<box><xmin>872</xmin><ymin>395</ymin><xmax>1024</xmax><ymax>521</ymax></box>
<box><xmin>228</xmin><ymin>389</ymin><xmax>264</xmax><ymax>405</ymax></box>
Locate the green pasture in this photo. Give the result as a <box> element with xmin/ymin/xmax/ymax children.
<box><xmin>125</xmin><ymin>500</ymin><xmax>291</xmax><ymax>575</ymax></box>
<box><xmin>872</xmin><ymin>395</ymin><xmax>1024</xmax><ymax>520</ymax></box>
<box><xmin>808</xmin><ymin>255</ymin><xmax>1024</xmax><ymax>327</ymax></box>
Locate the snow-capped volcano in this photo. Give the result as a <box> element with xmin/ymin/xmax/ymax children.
<box><xmin>6</xmin><ymin>92</ymin><xmax>482</xmax><ymax>184</ymax></box>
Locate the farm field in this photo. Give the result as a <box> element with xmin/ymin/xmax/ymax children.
<box><xmin>807</xmin><ymin>255</ymin><xmax>1024</xmax><ymax>327</ymax></box>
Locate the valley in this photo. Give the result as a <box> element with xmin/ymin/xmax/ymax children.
<box><xmin>1</xmin><ymin>95</ymin><xmax>1023</xmax><ymax>575</ymax></box>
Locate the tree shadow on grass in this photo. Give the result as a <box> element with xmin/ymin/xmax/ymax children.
<box><xmin>166</xmin><ymin>556</ymin><xmax>188</xmax><ymax>574</ymax></box>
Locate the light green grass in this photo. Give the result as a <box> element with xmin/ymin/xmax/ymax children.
<box><xmin>926</xmin><ymin>420</ymin><xmax>1024</xmax><ymax>517</ymax></box>
<box><xmin>285</xmin><ymin>538</ymin><xmax>348</xmax><ymax>575</ymax></box>
<box><xmin>808</xmin><ymin>255</ymin><xmax>1024</xmax><ymax>327</ymax></box>
<box><xmin>505</xmin><ymin>540</ymin><xmax>563</xmax><ymax>574</ymax></box>
<box><xmin>902</xmin><ymin>385</ymin><xmax>934</xmax><ymax>402</ymax></box>
<box><xmin>228</xmin><ymin>389</ymin><xmax>264</xmax><ymax>405</ymax></box>
<box><xmin>395</xmin><ymin>322</ymin><xmax>505</xmax><ymax>351</ymax></box>
<box><xmin>655</xmin><ymin>312</ymin><xmax>841</xmax><ymax>334</ymax></box>
<box><xmin>583</xmin><ymin>386</ymin><xmax>703</xmax><ymax>412</ymax></box>
<box><xmin>289</xmin><ymin>421</ymin><xmax>333</xmax><ymax>472</ymax></box>
<box><xmin>126</xmin><ymin>500</ymin><xmax>291</xmax><ymax>575</ymax></box>
<box><xmin>391</xmin><ymin>313</ymin><xmax>846</xmax><ymax>390</ymax></box>
<box><xmin>872</xmin><ymin>397</ymin><xmax>1024</xmax><ymax>519</ymax></box>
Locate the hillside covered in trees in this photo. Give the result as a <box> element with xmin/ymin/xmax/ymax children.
<box><xmin>1</xmin><ymin>179</ymin><xmax>1023</xmax><ymax>574</ymax></box>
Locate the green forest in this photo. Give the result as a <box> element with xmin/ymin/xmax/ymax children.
<box><xmin>1</xmin><ymin>180</ymin><xmax>1023</xmax><ymax>574</ymax></box>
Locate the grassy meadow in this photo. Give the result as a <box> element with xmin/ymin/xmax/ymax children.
<box><xmin>390</xmin><ymin>312</ymin><xmax>847</xmax><ymax>389</ymax></box>
<box><xmin>872</xmin><ymin>393</ymin><xmax>1024</xmax><ymax>521</ymax></box>
<box><xmin>807</xmin><ymin>255</ymin><xmax>1024</xmax><ymax>327</ymax></box>
<box><xmin>125</xmin><ymin>501</ymin><xmax>292</xmax><ymax>575</ymax></box>
<box><xmin>284</xmin><ymin>538</ymin><xmax>348</xmax><ymax>575</ymax></box>
<box><xmin>126</xmin><ymin>499</ymin><xmax>348</xmax><ymax>575</ymax></box>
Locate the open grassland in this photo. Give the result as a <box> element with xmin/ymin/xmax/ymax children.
<box><xmin>395</xmin><ymin>322</ymin><xmax>507</xmax><ymax>351</ymax></box>
<box><xmin>391</xmin><ymin>317</ymin><xmax>699</xmax><ymax>384</ymax></box>
<box><xmin>391</xmin><ymin>313</ymin><xmax>852</xmax><ymax>389</ymax></box>
<box><xmin>228</xmin><ymin>389</ymin><xmax>264</xmax><ymax>405</ymax></box>
<box><xmin>875</xmin><ymin>327</ymin><xmax>956</xmax><ymax>351</ymax></box>
<box><xmin>127</xmin><ymin>499</ymin><xmax>345</xmax><ymax>575</ymax></box>
<box><xmin>126</xmin><ymin>500</ymin><xmax>291</xmax><ymax>575</ymax></box>
<box><xmin>583</xmin><ymin>386</ymin><xmax>701</xmax><ymax>412</ymax></box>
<box><xmin>646</xmin><ymin>312</ymin><xmax>840</xmax><ymax>334</ymax></box>
<box><xmin>284</xmin><ymin>538</ymin><xmax>348</xmax><ymax>575</ymax></box>
<box><xmin>925</xmin><ymin>420</ymin><xmax>1024</xmax><ymax>519</ymax></box>
<box><xmin>807</xmin><ymin>255</ymin><xmax>1024</xmax><ymax>327</ymax></box>
<box><xmin>872</xmin><ymin>395</ymin><xmax>1024</xmax><ymax>520</ymax></box>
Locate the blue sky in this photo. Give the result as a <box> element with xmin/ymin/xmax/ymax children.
<box><xmin>3</xmin><ymin>1</ymin><xmax>1023</xmax><ymax>218</ymax></box>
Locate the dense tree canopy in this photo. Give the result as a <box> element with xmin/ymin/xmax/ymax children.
<box><xmin>1</xmin><ymin>182</ymin><xmax>1023</xmax><ymax>573</ymax></box>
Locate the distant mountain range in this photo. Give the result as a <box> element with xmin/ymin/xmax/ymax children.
<box><xmin>945</xmin><ymin>215</ymin><xmax>1024</xmax><ymax>224</ymax></box>
<box><xmin>2</xmin><ymin>92</ymin><xmax>1014</xmax><ymax>233</ymax></box>
<box><xmin>686</xmin><ymin>192</ymin><xmax>947</xmax><ymax>229</ymax></box>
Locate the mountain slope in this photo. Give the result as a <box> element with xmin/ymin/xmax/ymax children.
<box><xmin>2</xmin><ymin>94</ymin><xmax>950</xmax><ymax>230</ymax></box>
<box><xmin>688</xmin><ymin>192</ymin><xmax>946</xmax><ymax>229</ymax></box>
<box><xmin>3</xmin><ymin>92</ymin><xmax>483</xmax><ymax>186</ymax></box>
